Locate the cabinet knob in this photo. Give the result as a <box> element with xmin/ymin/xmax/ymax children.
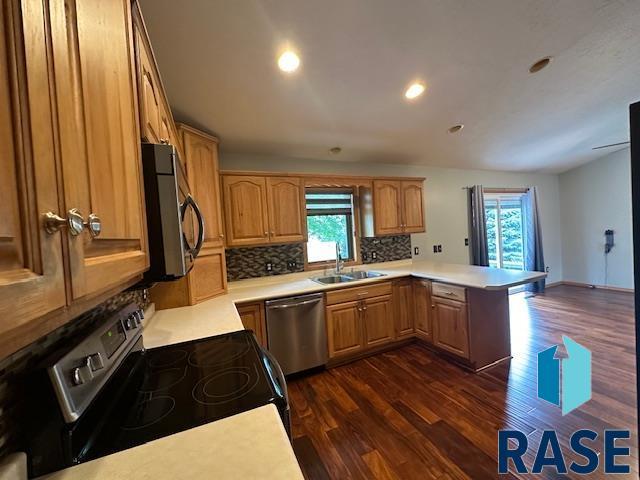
<box><xmin>264</xmin><ymin>231</ymin><xmax>268</xmax><ymax>236</ymax></box>
<box><xmin>84</xmin><ymin>213</ymin><xmax>102</xmax><ymax>238</ymax></box>
<box><xmin>43</xmin><ymin>209</ymin><xmax>85</xmax><ymax>236</ymax></box>
<box><xmin>219</xmin><ymin>234</ymin><xmax>224</xmax><ymax>239</ymax></box>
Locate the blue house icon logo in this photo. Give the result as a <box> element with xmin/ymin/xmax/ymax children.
<box><xmin>537</xmin><ymin>336</ymin><xmax>591</xmax><ymax>415</ymax></box>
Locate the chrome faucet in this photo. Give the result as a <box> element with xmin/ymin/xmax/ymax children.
<box><xmin>335</xmin><ymin>242</ymin><xmax>344</xmax><ymax>275</ymax></box>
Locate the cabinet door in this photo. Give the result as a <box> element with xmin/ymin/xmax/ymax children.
<box><xmin>393</xmin><ymin>280</ymin><xmax>414</xmax><ymax>338</ymax></box>
<box><xmin>266</xmin><ymin>177</ymin><xmax>306</xmax><ymax>243</ymax></box>
<box><xmin>237</xmin><ymin>303</ymin><xmax>266</xmax><ymax>347</ymax></box>
<box><xmin>362</xmin><ymin>295</ymin><xmax>394</xmax><ymax>348</ymax></box>
<box><xmin>326</xmin><ymin>301</ymin><xmax>363</xmax><ymax>358</ymax></box>
<box><xmin>373</xmin><ymin>180</ymin><xmax>402</xmax><ymax>235</ymax></box>
<box><xmin>189</xmin><ymin>247</ymin><xmax>227</xmax><ymax>303</ymax></box>
<box><xmin>401</xmin><ymin>181</ymin><xmax>425</xmax><ymax>233</ymax></box>
<box><xmin>432</xmin><ymin>297</ymin><xmax>469</xmax><ymax>358</ymax></box>
<box><xmin>181</xmin><ymin>127</ymin><xmax>224</xmax><ymax>248</ymax></box>
<box><xmin>49</xmin><ymin>0</ymin><xmax>148</xmax><ymax>300</ymax></box>
<box><xmin>0</xmin><ymin>0</ymin><xmax>67</xmax><ymax>355</ymax></box>
<box><xmin>222</xmin><ymin>176</ymin><xmax>270</xmax><ymax>246</ymax></box>
<box><xmin>135</xmin><ymin>28</ymin><xmax>160</xmax><ymax>143</ymax></box>
<box><xmin>413</xmin><ymin>279</ymin><xmax>432</xmax><ymax>341</ymax></box>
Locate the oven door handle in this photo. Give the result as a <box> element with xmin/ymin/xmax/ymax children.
<box><xmin>180</xmin><ymin>194</ymin><xmax>205</xmax><ymax>259</ymax></box>
<box><xmin>261</xmin><ymin>346</ymin><xmax>288</xmax><ymax>405</ymax></box>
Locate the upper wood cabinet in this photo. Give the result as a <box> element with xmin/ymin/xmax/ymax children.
<box><xmin>180</xmin><ymin>125</ymin><xmax>224</xmax><ymax>248</ymax></box>
<box><xmin>0</xmin><ymin>0</ymin><xmax>148</xmax><ymax>359</ymax></box>
<box><xmin>393</xmin><ymin>279</ymin><xmax>415</xmax><ymax>339</ymax></box>
<box><xmin>0</xmin><ymin>0</ymin><xmax>67</xmax><ymax>355</ymax></box>
<box><xmin>49</xmin><ymin>0</ymin><xmax>149</xmax><ymax>300</ymax></box>
<box><xmin>222</xmin><ymin>175</ymin><xmax>306</xmax><ymax>247</ymax></box>
<box><xmin>361</xmin><ymin>178</ymin><xmax>425</xmax><ymax>236</ymax></box>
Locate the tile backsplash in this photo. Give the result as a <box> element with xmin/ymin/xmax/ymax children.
<box><xmin>361</xmin><ymin>235</ymin><xmax>412</xmax><ymax>263</ymax></box>
<box><xmin>0</xmin><ymin>288</ymin><xmax>147</xmax><ymax>462</ymax></box>
<box><xmin>226</xmin><ymin>235</ymin><xmax>412</xmax><ymax>281</ymax></box>
<box><xmin>225</xmin><ymin>243</ymin><xmax>305</xmax><ymax>281</ymax></box>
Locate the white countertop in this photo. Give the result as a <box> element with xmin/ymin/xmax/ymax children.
<box><xmin>40</xmin><ymin>405</ymin><xmax>303</xmax><ymax>480</ymax></box>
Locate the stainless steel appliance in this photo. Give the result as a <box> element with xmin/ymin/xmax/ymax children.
<box><xmin>23</xmin><ymin>304</ymin><xmax>289</xmax><ymax>478</ymax></box>
<box><xmin>141</xmin><ymin>143</ymin><xmax>204</xmax><ymax>282</ymax></box>
<box><xmin>265</xmin><ymin>293</ymin><xmax>327</xmax><ymax>375</ymax></box>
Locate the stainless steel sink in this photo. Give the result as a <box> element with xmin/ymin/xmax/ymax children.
<box><xmin>346</xmin><ymin>271</ymin><xmax>385</xmax><ymax>280</ymax></box>
<box><xmin>312</xmin><ymin>275</ymin><xmax>354</xmax><ymax>285</ymax></box>
<box><xmin>312</xmin><ymin>271</ymin><xmax>386</xmax><ymax>285</ymax></box>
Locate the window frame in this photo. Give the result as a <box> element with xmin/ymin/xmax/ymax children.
<box><xmin>303</xmin><ymin>187</ymin><xmax>361</xmax><ymax>270</ymax></box>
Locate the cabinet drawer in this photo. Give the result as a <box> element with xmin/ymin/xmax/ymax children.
<box><xmin>325</xmin><ymin>281</ymin><xmax>392</xmax><ymax>306</ymax></box>
<box><xmin>431</xmin><ymin>282</ymin><xmax>466</xmax><ymax>302</ymax></box>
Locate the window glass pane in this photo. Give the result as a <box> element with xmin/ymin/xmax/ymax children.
<box><xmin>485</xmin><ymin>201</ymin><xmax>498</xmax><ymax>268</ymax></box>
<box><xmin>306</xmin><ymin>214</ymin><xmax>352</xmax><ymax>262</ymax></box>
<box><xmin>499</xmin><ymin>199</ymin><xmax>524</xmax><ymax>271</ymax></box>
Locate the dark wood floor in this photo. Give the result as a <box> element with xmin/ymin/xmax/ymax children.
<box><xmin>289</xmin><ymin>285</ymin><xmax>638</xmax><ymax>479</ymax></box>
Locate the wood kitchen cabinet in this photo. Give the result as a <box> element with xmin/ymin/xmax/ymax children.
<box><xmin>237</xmin><ymin>303</ymin><xmax>267</xmax><ymax>347</ymax></box>
<box><xmin>222</xmin><ymin>174</ymin><xmax>306</xmax><ymax>247</ymax></box>
<box><xmin>432</xmin><ymin>297</ymin><xmax>470</xmax><ymax>359</ymax></box>
<box><xmin>393</xmin><ymin>279</ymin><xmax>415</xmax><ymax>339</ymax></box>
<box><xmin>150</xmin><ymin>125</ymin><xmax>228</xmax><ymax>309</ymax></box>
<box><xmin>326</xmin><ymin>301</ymin><xmax>364</xmax><ymax>358</ymax></box>
<box><xmin>361</xmin><ymin>178</ymin><xmax>426</xmax><ymax>236</ymax></box>
<box><xmin>362</xmin><ymin>295</ymin><xmax>394</xmax><ymax>348</ymax></box>
<box><xmin>413</xmin><ymin>279</ymin><xmax>432</xmax><ymax>341</ymax></box>
<box><xmin>0</xmin><ymin>0</ymin><xmax>148</xmax><ymax>359</ymax></box>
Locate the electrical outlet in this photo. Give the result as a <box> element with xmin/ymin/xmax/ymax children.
<box><xmin>371</xmin><ymin>251</ymin><xmax>378</xmax><ymax>260</ymax></box>
<box><xmin>437</xmin><ymin>245</ymin><xmax>442</xmax><ymax>253</ymax></box>
<box><xmin>433</xmin><ymin>245</ymin><xmax>438</xmax><ymax>253</ymax></box>
<box><xmin>464</xmin><ymin>238</ymin><xmax>469</xmax><ymax>246</ymax></box>
<box><xmin>414</xmin><ymin>246</ymin><xmax>420</xmax><ymax>255</ymax></box>
<box><xmin>546</xmin><ymin>266</ymin><xmax>550</xmax><ymax>273</ymax></box>
<box><xmin>265</xmin><ymin>262</ymin><xmax>273</xmax><ymax>272</ymax></box>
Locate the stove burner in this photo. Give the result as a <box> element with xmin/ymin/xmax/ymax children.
<box><xmin>146</xmin><ymin>349</ymin><xmax>187</xmax><ymax>368</ymax></box>
<box><xmin>192</xmin><ymin>365</ymin><xmax>260</xmax><ymax>405</ymax></box>
<box><xmin>187</xmin><ymin>337</ymin><xmax>251</xmax><ymax>368</ymax></box>
<box><xmin>121</xmin><ymin>396</ymin><xmax>175</xmax><ymax>430</ymax></box>
<box><xmin>138</xmin><ymin>366</ymin><xmax>187</xmax><ymax>392</ymax></box>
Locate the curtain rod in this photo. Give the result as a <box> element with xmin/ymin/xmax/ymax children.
<box><xmin>461</xmin><ymin>186</ymin><xmax>531</xmax><ymax>191</ymax></box>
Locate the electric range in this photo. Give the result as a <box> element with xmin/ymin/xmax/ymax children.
<box><xmin>23</xmin><ymin>303</ymin><xmax>289</xmax><ymax>478</ymax></box>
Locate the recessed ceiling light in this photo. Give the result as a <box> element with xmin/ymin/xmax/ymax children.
<box><xmin>329</xmin><ymin>147</ymin><xmax>342</xmax><ymax>155</ymax></box>
<box><xmin>404</xmin><ymin>82</ymin><xmax>426</xmax><ymax>100</ymax></box>
<box><xmin>529</xmin><ymin>56</ymin><xmax>553</xmax><ymax>74</ymax></box>
<box><xmin>448</xmin><ymin>124</ymin><xmax>464</xmax><ymax>134</ymax></box>
<box><xmin>278</xmin><ymin>50</ymin><xmax>300</xmax><ymax>73</ymax></box>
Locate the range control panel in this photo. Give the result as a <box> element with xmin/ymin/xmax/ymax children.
<box><xmin>48</xmin><ymin>303</ymin><xmax>144</xmax><ymax>423</ymax></box>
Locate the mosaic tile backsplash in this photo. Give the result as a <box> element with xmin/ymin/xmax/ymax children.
<box><xmin>225</xmin><ymin>243</ymin><xmax>305</xmax><ymax>280</ymax></box>
<box><xmin>0</xmin><ymin>287</ymin><xmax>147</xmax><ymax>461</ymax></box>
<box><xmin>226</xmin><ymin>235</ymin><xmax>412</xmax><ymax>281</ymax></box>
<box><xmin>361</xmin><ymin>235</ymin><xmax>412</xmax><ymax>264</ymax></box>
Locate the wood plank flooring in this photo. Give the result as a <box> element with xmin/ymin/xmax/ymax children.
<box><xmin>289</xmin><ymin>285</ymin><xmax>638</xmax><ymax>479</ymax></box>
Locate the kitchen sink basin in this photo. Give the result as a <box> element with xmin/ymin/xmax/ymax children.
<box><xmin>312</xmin><ymin>271</ymin><xmax>386</xmax><ymax>285</ymax></box>
<box><xmin>346</xmin><ymin>271</ymin><xmax>385</xmax><ymax>280</ymax></box>
<box><xmin>312</xmin><ymin>275</ymin><xmax>354</xmax><ymax>285</ymax></box>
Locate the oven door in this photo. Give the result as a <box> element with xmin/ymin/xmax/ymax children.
<box><xmin>176</xmin><ymin>160</ymin><xmax>204</xmax><ymax>272</ymax></box>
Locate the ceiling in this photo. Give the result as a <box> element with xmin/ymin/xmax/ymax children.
<box><xmin>139</xmin><ymin>0</ymin><xmax>640</xmax><ymax>173</ymax></box>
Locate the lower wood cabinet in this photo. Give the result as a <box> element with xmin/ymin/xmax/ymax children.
<box><xmin>362</xmin><ymin>295</ymin><xmax>394</xmax><ymax>347</ymax></box>
<box><xmin>237</xmin><ymin>302</ymin><xmax>267</xmax><ymax>347</ymax></box>
<box><xmin>432</xmin><ymin>297</ymin><xmax>470</xmax><ymax>359</ymax></box>
<box><xmin>393</xmin><ymin>279</ymin><xmax>415</xmax><ymax>338</ymax></box>
<box><xmin>413</xmin><ymin>279</ymin><xmax>432</xmax><ymax>341</ymax></box>
<box><xmin>326</xmin><ymin>301</ymin><xmax>363</xmax><ymax>358</ymax></box>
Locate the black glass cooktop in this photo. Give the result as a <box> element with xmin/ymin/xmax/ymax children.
<box><xmin>73</xmin><ymin>330</ymin><xmax>286</xmax><ymax>463</ymax></box>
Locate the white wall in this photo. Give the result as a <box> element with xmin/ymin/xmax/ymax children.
<box><xmin>221</xmin><ymin>154</ymin><xmax>564</xmax><ymax>284</ymax></box>
<box><xmin>559</xmin><ymin>148</ymin><xmax>633</xmax><ymax>289</ymax></box>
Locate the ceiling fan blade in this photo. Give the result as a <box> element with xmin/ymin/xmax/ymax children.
<box><xmin>592</xmin><ymin>141</ymin><xmax>630</xmax><ymax>150</ymax></box>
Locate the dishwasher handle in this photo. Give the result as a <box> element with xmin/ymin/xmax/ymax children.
<box><xmin>266</xmin><ymin>298</ymin><xmax>322</xmax><ymax>310</ymax></box>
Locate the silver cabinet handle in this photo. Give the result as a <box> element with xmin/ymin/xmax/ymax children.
<box><xmin>43</xmin><ymin>209</ymin><xmax>85</xmax><ymax>236</ymax></box>
<box><xmin>84</xmin><ymin>213</ymin><xmax>102</xmax><ymax>238</ymax></box>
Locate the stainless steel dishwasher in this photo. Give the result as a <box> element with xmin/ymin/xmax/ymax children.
<box><xmin>265</xmin><ymin>293</ymin><xmax>327</xmax><ymax>375</ymax></box>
